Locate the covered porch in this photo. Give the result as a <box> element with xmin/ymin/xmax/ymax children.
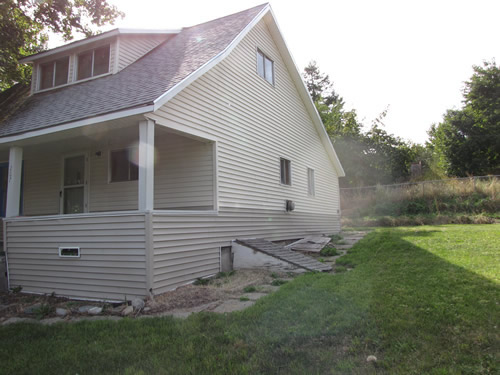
<box><xmin>1</xmin><ymin>115</ymin><xmax>220</xmax><ymax>300</ymax></box>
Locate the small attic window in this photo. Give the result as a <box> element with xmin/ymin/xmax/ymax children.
<box><xmin>257</xmin><ymin>49</ymin><xmax>274</xmax><ymax>85</ymax></box>
<box><xmin>77</xmin><ymin>44</ymin><xmax>110</xmax><ymax>80</ymax></box>
<box><xmin>40</xmin><ymin>56</ymin><xmax>69</xmax><ymax>90</ymax></box>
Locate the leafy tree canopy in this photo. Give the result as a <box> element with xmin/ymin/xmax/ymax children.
<box><xmin>428</xmin><ymin>60</ymin><xmax>500</xmax><ymax>176</ymax></box>
<box><xmin>303</xmin><ymin>61</ymin><xmax>419</xmax><ymax>187</ymax></box>
<box><xmin>0</xmin><ymin>0</ymin><xmax>124</xmax><ymax>90</ymax></box>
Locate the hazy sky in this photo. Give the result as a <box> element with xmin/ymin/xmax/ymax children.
<box><xmin>91</xmin><ymin>0</ymin><xmax>499</xmax><ymax>144</ymax></box>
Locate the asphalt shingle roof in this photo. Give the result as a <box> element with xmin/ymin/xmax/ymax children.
<box><xmin>0</xmin><ymin>4</ymin><xmax>267</xmax><ymax>138</ymax></box>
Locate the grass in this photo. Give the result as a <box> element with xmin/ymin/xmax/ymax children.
<box><xmin>243</xmin><ymin>286</ymin><xmax>256</xmax><ymax>293</ymax></box>
<box><xmin>341</xmin><ymin>177</ymin><xmax>499</xmax><ymax>226</ymax></box>
<box><xmin>1</xmin><ymin>225</ymin><xmax>498</xmax><ymax>374</ymax></box>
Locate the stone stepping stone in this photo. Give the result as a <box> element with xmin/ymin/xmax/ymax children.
<box><xmin>258</xmin><ymin>285</ymin><xmax>280</xmax><ymax>293</ymax></box>
<box><xmin>212</xmin><ymin>299</ymin><xmax>255</xmax><ymax>313</ymax></box>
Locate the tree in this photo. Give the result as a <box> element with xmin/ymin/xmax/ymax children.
<box><xmin>428</xmin><ymin>61</ymin><xmax>500</xmax><ymax>176</ymax></box>
<box><xmin>303</xmin><ymin>62</ymin><xmax>417</xmax><ymax>186</ymax></box>
<box><xmin>0</xmin><ymin>0</ymin><xmax>123</xmax><ymax>90</ymax></box>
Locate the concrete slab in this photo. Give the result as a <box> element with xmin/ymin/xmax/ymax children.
<box><xmin>212</xmin><ymin>299</ymin><xmax>255</xmax><ymax>313</ymax></box>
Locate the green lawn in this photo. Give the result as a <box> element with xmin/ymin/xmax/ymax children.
<box><xmin>1</xmin><ymin>225</ymin><xmax>498</xmax><ymax>374</ymax></box>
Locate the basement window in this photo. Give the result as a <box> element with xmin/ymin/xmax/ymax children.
<box><xmin>110</xmin><ymin>148</ymin><xmax>139</xmax><ymax>183</ymax></box>
<box><xmin>280</xmin><ymin>158</ymin><xmax>291</xmax><ymax>186</ymax></box>
<box><xmin>59</xmin><ymin>247</ymin><xmax>80</xmax><ymax>258</ymax></box>
<box><xmin>257</xmin><ymin>49</ymin><xmax>274</xmax><ymax>85</ymax></box>
<box><xmin>77</xmin><ymin>44</ymin><xmax>110</xmax><ymax>80</ymax></box>
<box><xmin>40</xmin><ymin>56</ymin><xmax>69</xmax><ymax>90</ymax></box>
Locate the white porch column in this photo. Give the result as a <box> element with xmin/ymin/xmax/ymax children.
<box><xmin>6</xmin><ymin>146</ymin><xmax>23</xmax><ymax>217</ymax></box>
<box><xmin>138</xmin><ymin>119</ymin><xmax>155</xmax><ymax>211</ymax></box>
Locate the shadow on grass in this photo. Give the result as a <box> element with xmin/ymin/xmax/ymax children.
<box><xmin>0</xmin><ymin>227</ymin><xmax>498</xmax><ymax>374</ymax></box>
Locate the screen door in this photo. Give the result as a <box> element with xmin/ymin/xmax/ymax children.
<box><xmin>62</xmin><ymin>154</ymin><xmax>87</xmax><ymax>214</ymax></box>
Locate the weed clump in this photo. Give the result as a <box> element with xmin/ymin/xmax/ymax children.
<box><xmin>271</xmin><ymin>279</ymin><xmax>288</xmax><ymax>286</ymax></box>
<box><xmin>320</xmin><ymin>246</ymin><xmax>339</xmax><ymax>256</ymax></box>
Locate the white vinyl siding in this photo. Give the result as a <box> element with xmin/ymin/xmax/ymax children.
<box><xmin>152</xmin><ymin>209</ymin><xmax>338</xmax><ymax>293</ymax></box>
<box><xmin>5</xmin><ymin>214</ymin><xmax>147</xmax><ymax>300</ymax></box>
<box><xmin>89</xmin><ymin>144</ymin><xmax>138</xmax><ymax>212</ymax></box>
<box><xmin>23</xmin><ymin>153</ymin><xmax>61</xmax><ymax>216</ymax></box>
<box><xmin>154</xmin><ymin>18</ymin><xmax>340</xmax><ymax>215</ymax></box>
<box><xmin>117</xmin><ymin>35</ymin><xmax>169</xmax><ymax>72</ymax></box>
<box><xmin>154</xmin><ymin>132</ymin><xmax>214</xmax><ymax>210</ymax></box>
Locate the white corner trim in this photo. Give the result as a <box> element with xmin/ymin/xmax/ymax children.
<box><xmin>152</xmin><ymin>4</ymin><xmax>271</xmax><ymax>111</ymax></box>
<box><xmin>0</xmin><ymin>105</ymin><xmax>154</xmax><ymax>145</ymax></box>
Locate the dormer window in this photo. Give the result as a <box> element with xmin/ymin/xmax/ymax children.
<box><xmin>40</xmin><ymin>56</ymin><xmax>69</xmax><ymax>90</ymax></box>
<box><xmin>77</xmin><ymin>45</ymin><xmax>110</xmax><ymax>80</ymax></box>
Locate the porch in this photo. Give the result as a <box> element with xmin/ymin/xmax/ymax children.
<box><xmin>1</xmin><ymin>116</ymin><xmax>220</xmax><ymax>300</ymax></box>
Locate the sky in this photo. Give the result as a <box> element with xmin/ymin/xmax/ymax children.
<box><xmin>68</xmin><ymin>0</ymin><xmax>500</xmax><ymax>144</ymax></box>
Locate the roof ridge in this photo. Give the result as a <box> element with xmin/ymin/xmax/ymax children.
<box><xmin>184</xmin><ymin>3</ymin><xmax>269</xmax><ymax>30</ymax></box>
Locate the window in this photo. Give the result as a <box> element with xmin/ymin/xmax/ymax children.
<box><xmin>40</xmin><ymin>56</ymin><xmax>69</xmax><ymax>90</ymax></box>
<box><xmin>77</xmin><ymin>45</ymin><xmax>110</xmax><ymax>80</ymax></box>
<box><xmin>110</xmin><ymin>149</ymin><xmax>139</xmax><ymax>182</ymax></box>
<box><xmin>59</xmin><ymin>247</ymin><xmax>80</xmax><ymax>258</ymax></box>
<box><xmin>257</xmin><ymin>49</ymin><xmax>274</xmax><ymax>85</ymax></box>
<box><xmin>307</xmin><ymin>168</ymin><xmax>315</xmax><ymax>196</ymax></box>
<box><xmin>280</xmin><ymin>158</ymin><xmax>291</xmax><ymax>185</ymax></box>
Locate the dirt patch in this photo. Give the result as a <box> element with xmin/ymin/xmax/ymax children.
<box><xmin>146</xmin><ymin>269</ymin><xmax>283</xmax><ymax>314</ymax></box>
<box><xmin>0</xmin><ymin>269</ymin><xmax>290</xmax><ymax>321</ymax></box>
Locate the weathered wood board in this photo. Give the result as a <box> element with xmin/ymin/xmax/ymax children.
<box><xmin>289</xmin><ymin>236</ymin><xmax>331</xmax><ymax>253</ymax></box>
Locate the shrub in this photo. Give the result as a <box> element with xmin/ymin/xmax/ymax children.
<box><xmin>243</xmin><ymin>286</ymin><xmax>256</xmax><ymax>293</ymax></box>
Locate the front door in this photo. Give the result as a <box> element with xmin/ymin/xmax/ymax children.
<box><xmin>61</xmin><ymin>154</ymin><xmax>88</xmax><ymax>214</ymax></box>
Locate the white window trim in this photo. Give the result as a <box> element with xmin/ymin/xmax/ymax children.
<box><xmin>307</xmin><ymin>167</ymin><xmax>316</xmax><ymax>197</ymax></box>
<box><xmin>280</xmin><ymin>157</ymin><xmax>292</xmax><ymax>186</ymax></box>
<box><xmin>256</xmin><ymin>48</ymin><xmax>275</xmax><ymax>86</ymax></box>
<box><xmin>58</xmin><ymin>247</ymin><xmax>81</xmax><ymax>258</ymax></box>
<box><xmin>108</xmin><ymin>147</ymin><xmax>139</xmax><ymax>184</ymax></box>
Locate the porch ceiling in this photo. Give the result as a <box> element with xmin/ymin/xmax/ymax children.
<box><xmin>0</xmin><ymin>114</ymin><xmax>145</xmax><ymax>154</ymax></box>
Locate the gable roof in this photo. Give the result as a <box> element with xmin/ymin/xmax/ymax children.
<box><xmin>0</xmin><ymin>4</ymin><xmax>267</xmax><ymax>138</ymax></box>
<box><xmin>0</xmin><ymin>3</ymin><xmax>344</xmax><ymax>177</ymax></box>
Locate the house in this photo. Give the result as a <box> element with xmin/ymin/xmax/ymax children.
<box><xmin>0</xmin><ymin>3</ymin><xmax>344</xmax><ymax>301</ymax></box>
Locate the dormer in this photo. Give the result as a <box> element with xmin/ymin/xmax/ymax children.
<box><xmin>20</xmin><ymin>29</ymin><xmax>180</xmax><ymax>95</ymax></box>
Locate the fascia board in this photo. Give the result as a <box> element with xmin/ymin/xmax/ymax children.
<box><xmin>19</xmin><ymin>29</ymin><xmax>180</xmax><ymax>64</ymax></box>
<box><xmin>264</xmin><ymin>8</ymin><xmax>345</xmax><ymax>177</ymax></box>
<box><xmin>0</xmin><ymin>105</ymin><xmax>154</xmax><ymax>145</ymax></box>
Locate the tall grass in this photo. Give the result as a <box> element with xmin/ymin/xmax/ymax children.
<box><xmin>341</xmin><ymin>177</ymin><xmax>499</xmax><ymax>226</ymax></box>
